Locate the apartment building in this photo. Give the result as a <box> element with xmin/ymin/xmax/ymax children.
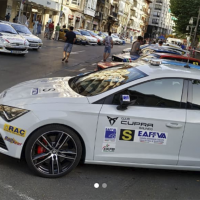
<box><xmin>147</xmin><ymin>0</ymin><xmax>174</xmax><ymax>38</ymax></box>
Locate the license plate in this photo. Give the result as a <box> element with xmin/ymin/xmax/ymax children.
<box><xmin>11</xmin><ymin>51</ymin><xmax>22</xmax><ymax>54</ymax></box>
<box><xmin>30</xmin><ymin>44</ymin><xmax>38</xmax><ymax>47</ymax></box>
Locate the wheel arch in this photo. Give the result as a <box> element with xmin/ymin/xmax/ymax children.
<box><xmin>21</xmin><ymin>123</ymin><xmax>86</xmax><ymax>163</ymax></box>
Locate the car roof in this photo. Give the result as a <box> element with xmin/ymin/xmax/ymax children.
<box><xmin>154</xmin><ymin>53</ymin><xmax>200</xmax><ymax>62</ymax></box>
<box><xmin>132</xmin><ymin>60</ymin><xmax>200</xmax><ymax>79</ymax></box>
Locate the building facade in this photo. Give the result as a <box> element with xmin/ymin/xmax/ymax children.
<box><xmin>147</xmin><ymin>0</ymin><xmax>174</xmax><ymax>39</ymax></box>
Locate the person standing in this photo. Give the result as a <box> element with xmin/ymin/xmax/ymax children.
<box><xmin>37</xmin><ymin>20</ymin><xmax>42</xmax><ymax>37</ymax></box>
<box><xmin>5</xmin><ymin>13</ymin><xmax>10</xmax><ymax>21</ymax></box>
<box><xmin>44</xmin><ymin>22</ymin><xmax>49</xmax><ymax>38</ymax></box>
<box><xmin>48</xmin><ymin>21</ymin><xmax>54</xmax><ymax>40</ymax></box>
<box><xmin>33</xmin><ymin>19</ymin><xmax>38</xmax><ymax>35</ymax></box>
<box><xmin>55</xmin><ymin>23</ymin><xmax>60</xmax><ymax>41</ymax></box>
<box><xmin>103</xmin><ymin>31</ymin><xmax>113</xmax><ymax>62</ymax></box>
<box><xmin>62</xmin><ymin>26</ymin><xmax>76</xmax><ymax>63</ymax></box>
<box><xmin>130</xmin><ymin>36</ymin><xmax>143</xmax><ymax>58</ymax></box>
<box><xmin>130</xmin><ymin>35</ymin><xmax>133</xmax><ymax>43</ymax></box>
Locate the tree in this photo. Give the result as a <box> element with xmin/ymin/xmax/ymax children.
<box><xmin>170</xmin><ymin>0</ymin><xmax>200</xmax><ymax>36</ymax></box>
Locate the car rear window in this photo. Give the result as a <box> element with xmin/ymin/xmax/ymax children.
<box><xmin>69</xmin><ymin>65</ymin><xmax>147</xmax><ymax>96</ymax></box>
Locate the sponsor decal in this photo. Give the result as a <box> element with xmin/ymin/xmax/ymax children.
<box><xmin>32</xmin><ymin>88</ymin><xmax>38</xmax><ymax>95</ymax></box>
<box><xmin>4</xmin><ymin>136</ymin><xmax>22</xmax><ymax>146</ymax></box>
<box><xmin>3</xmin><ymin>124</ymin><xmax>26</xmax><ymax>137</ymax></box>
<box><xmin>121</xmin><ymin>117</ymin><xmax>153</xmax><ymax>131</ymax></box>
<box><xmin>31</xmin><ymin>87</ymin><xmax>58</xmax><ymax>95</ymax></box>
<box><xmin>119</xmin><ymin>129</ymin><xmax>135</xmax><ymax>141</ymax></box>
<box><xmin>122</xmin><ymin>95</ymin><xmax>130</xmax><ymax>102</ymax></box>
<box><xmin>107</xmin><ymin>116</ymin><xmax>118</xmax><ymax>126</ymax></box>
<box><xmin>134</xmin><ymin>130</ymin><xmax>168</xmax><ymax>145</ymax></box>
<box><xmin>102</xmin><ymin>143</ymin><xmax>116</xmax><ymax>152</ymax></box>
<box><xmin>104</xmin><ymin>127</ymin><xmax>117</xmax><ymax>142</ymax></box>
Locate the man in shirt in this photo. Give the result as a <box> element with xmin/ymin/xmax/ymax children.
<box><xmin>54</xmin><ymin>23</ymin><xmax>60</xmax><ymax>41</ymax></box>
<box><xmin>130</xmin><ymin>36</ymin><xmax>143</xmax><ymax>57</ymax></box>
<box><xmin>5</xmin><ymin>13</ymin><xmax>10</xmax><ymax>21</ymax></box>
<box><xmin>48</xmin><ymin>21</ymin><xmax>54</xmax><ymax>40</ymax></box>
<box><xmin>103</xmin><ymin>32</ymin><xmax>113</xmax><ymax>62</ymax></box>
<box><xmin>62</xmin><ymin>26</ymin><xmax>76</xmax><ymax>63</ymax></box>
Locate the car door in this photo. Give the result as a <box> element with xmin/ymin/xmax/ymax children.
<box><xmin>94</xmin><ymin>78</ymin><xmax>187</xmax><ymax>165</ymax></box>
<box><xmin>179</xmin><ymin>79</ymin><xmax>200</xmax><ymax>166</ymax></box>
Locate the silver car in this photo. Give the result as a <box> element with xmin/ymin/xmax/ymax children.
<box><xmin>11</xmin><ymin>23</ymin><xmax>43</xmax><ymax>50</ymax></box>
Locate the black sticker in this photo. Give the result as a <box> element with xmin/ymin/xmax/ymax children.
<box><xmin>119</xmin><ymin>129</ymin><xmax>135</xmax><ymax>141</ymax></box>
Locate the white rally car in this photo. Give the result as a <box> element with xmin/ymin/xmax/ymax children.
<box><xmin>10</xmin><ymin>23</ymin><xmax>43</xmax><ymax>50</ymax></box>
<box><xmin>1</xmin><ymin>61</ymin><xmax>200</xmax><ymax>178</ymax></box>
<box><xmin>78</xmin><ymin>30</ymin><xmax>98</xmax><ymax>45</ymax></box>
<box><xmin>0</xmin><ymin>22</ymin><xmax>29</xmax><ymax>54</ymax></box>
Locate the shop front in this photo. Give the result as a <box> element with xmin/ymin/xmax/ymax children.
<box><xmin>84</xmin><ymin>15</ymin><xmax>93</xmax><ymax>30</ymax></box>
<box><xmin>92</xmin><ymin>20</ymin><xmax>98</xmax><ymax>31</ymax></box>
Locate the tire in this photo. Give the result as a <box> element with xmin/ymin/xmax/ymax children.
<box><xmin>25</xmin><ymin>125</ymin><xmax>82</xmax><ymax>178</ymax></box>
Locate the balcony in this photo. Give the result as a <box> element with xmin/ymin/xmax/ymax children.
<box><xmin>97</xmin><ymin>0</ymin><xmax>105</xmax><ymax>4</ymax></box>
<box><xmin>95</xmin><ymin>11</ymin><xmax>103</xmax><ymax>19</ymax></box>
<box><xmin>156</xmin><ymin>0</ymin><xmax>162</xmax><ymax>3</ymax></box>
<box><xmin>155</xmin><ymin>6</ymin><xmax>162</xmax><ymax>10</ymax></box>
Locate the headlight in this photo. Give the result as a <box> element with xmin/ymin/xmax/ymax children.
<box><xmin>24</xmin><ymin>40</ymin><xmax>29</xmax><ymax>46</ymax></box>
<box><xmin>0</xmin><ymin>105</ymin><xmax>29</xmax><ymax>122</ymax></box>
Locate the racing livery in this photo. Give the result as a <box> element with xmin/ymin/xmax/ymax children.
<box><xmin>0</xmin><ymin>22</ymin><xmax>29</xmax><ymax>54</ymax></box>
<box><xmin>1</xmin><ymin>61</ymin><xmax>200</xmax><ymax>178</ymax></box>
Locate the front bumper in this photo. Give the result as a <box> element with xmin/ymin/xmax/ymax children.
<box><xmin>0</xmin><ymin>45</ymin><xmax>28</xmax><ymax>54</ymax></box>
<box><xmin>0</xmin><ymin>112</ymin><xmax>39</xmax><ymax>159</ymax></box>
<box><xmin>87</xmin><ymin>41</ymin><xmax>97</xmax><ymax>45</ymax></box>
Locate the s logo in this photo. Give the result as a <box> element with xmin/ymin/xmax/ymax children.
<box><xmin>119</xmin><ymin>129</ymin><xmax>134</xmax><ymax>141</ymax></box>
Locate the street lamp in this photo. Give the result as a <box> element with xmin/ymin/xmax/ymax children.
<box><xmin>186</xmin><ymin>25</ymin><xmax>196</xmax><ymax>47</ymax></box>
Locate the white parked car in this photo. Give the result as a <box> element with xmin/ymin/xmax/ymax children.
<box><xmin>87</xmin><ymin>30</ymin><xmax>103</xmax><ymax>45</ymax></box>
<box><xmin>78</xmin><ymin>30</ymin><xmax>97</xmax><ymax>45</ymax></box>
<box><xmin>111</xmin><ymin>34</ymin><xmax>122</xmax><ymax>45</ymax></box>
<box><xmin>0</xmin><ymin>22</ymin><xmax>29</xmax><ymax>55</ymax></box>
<box><xmin>1</xmin><ymin>61</ymin><xmax>200</xmax><ymax>178</ymax></box>
<box><xmin>11</xmin><ymin>23</ymin><xmax>43</xmax><ymax>50</ymax></box>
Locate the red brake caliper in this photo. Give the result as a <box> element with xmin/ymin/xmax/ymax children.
<box><xmin>37</xmin><ymin>140</ymin><xmax>47</xmax><ymax>158</ymax></box>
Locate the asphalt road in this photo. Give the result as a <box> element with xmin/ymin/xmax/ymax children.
<box><xmin>1</xmin><ymin>40</ymin><xmax>200</xmax><ymax>200</ymax></box>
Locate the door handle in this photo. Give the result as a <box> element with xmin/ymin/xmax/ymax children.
<box><xmin>166</xmin><ymin>123</ymin><xmax>183</xmax><ymax>128</ymax></box>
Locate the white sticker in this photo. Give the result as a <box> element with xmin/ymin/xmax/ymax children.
<box><xmin>102</xmin><ymin>143</ymin><xmax>116</xmax><ymax>152</ymax></box>
<box><xmin>134</xmin><ymin>130</ymin><xmax>168</xmax><ymax>145</ymax></box>
<box><xmin>104</xmin><ymin>127</ymin><xmax>117</xmax><ymax>143</ymax></box>
<box><xmin>31</xmin><ymin>87</ymin><xmax>58</xmax><ymax>95</ymax></box>
<box><xmin>122</xmin><ymin>95</ymin><xmax>130</xmax><ymax>102</ymax></box>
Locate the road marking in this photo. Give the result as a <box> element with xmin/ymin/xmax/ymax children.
<box><xmin>79</xmin><ymin>68</ymin><xmax>86</xmax><ymax>71</ymax></box>
<box><xmin>109</xmin><ymin>57</ymin><xmax>111</xmax><ymax>58</ymax></box>
<box><xmin>46</xmin><ymin>73</ymin><xmax>52</xmax><ymax>76</ymax></box>
<box><xmin>76</xmin><ymin>50</ymin><xmax>85</xmax><ymax>53</ymax></box>
<box><xmin>71</xmin><ymin>52</ymin><xmax>78</xmax><ymax>54</ymax></box>
<box><xmin>92</xmin><ymin>63</ymin><xmax>96</xmax><ymax>65</ymax></box>
<box><xmin>0</xmin><ymin>180</ymin><xmax>35</xmax><ymax>200</ymax></box>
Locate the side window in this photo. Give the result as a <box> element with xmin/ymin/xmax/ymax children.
<box><xmin>113</xmin><ymin>79</ymin><xmax>184</xmax><ymax>108</ymax></box>
<box><xmin>191</xmin><ymin>80</ymin><xmax>200</xmax><ymax>109</ymax></box>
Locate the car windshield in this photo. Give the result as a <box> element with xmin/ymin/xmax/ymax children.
<box><xmin>112</xmin><ymin>35</ymin><xmax>118</xmax><ymax>38</ymax></box>
<box><xmin>11</xmin><ymin>24</ymin><xmax>32</xmax><ymax>34</ymax></box>
<box><xmin>0</xmin><ymin>23</ymin><xmax>18</xmax><ymax>34</ymax></box>
<box><xmin>80</xmin><ymin>31</ymin><xmax>91</xmax><ymax>36</ymax></box>
<box><xmin>74</xmin><ymin>31</ymin><xmax>81</xmax><ymax>35</ymax></box>
<box><xmin>69</xmin><ymin>65</ymin><xmax>147</xmax><ymax>96</ymax></box>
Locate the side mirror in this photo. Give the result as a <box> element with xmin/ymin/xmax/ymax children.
<box><xmin>117</xmin><ymin>95</ymin><xmax>136</xmax><ymax>111</ymax></box>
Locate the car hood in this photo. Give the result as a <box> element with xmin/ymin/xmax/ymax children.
<box><xmin>0</xmin><ymin>77</ymin><xmax>88</xmax><ymax>106</ymax></box>
<box><xmin>19</xmin><ymin>33</ymin><xmax>42</xmax><ymax>42</ymax></box>
<box><xmin>0</xmin><ymin>32</ymin><xmax>25</xmax><ymax>44</ymax></box>
<box><xmin>84</xmin><ymin>36</ymin><xmax>97</xmax><ymax>41</ymax></box>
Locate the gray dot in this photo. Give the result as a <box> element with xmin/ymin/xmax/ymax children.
<box><xmin>102</xmin><ymin>183</ymin><xmax>107</xmax><ymax>188</ymax></box>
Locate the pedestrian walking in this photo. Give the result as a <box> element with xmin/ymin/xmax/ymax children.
<box><xmin>33</xmin><ymin>19</ymin><xmax>38</xmax><ymax>35</ymax></box>
<box><xmin>5</xmin><ymin>13</ymin><xmax>10</xmax><ymax>21</ymax></box>
<box><xmin>62</xmin><ymin>26</ymin><xmax>76</xmax><ymax>63</ymax></box>
<box><xmin>44</xmin><ymin>22</ymin><xmax>49</xmax><ymax>38</ymax></box>
<box><xmin>55</xmin><ymin>23</ymin><xmax>60</xmax><ymax>41</ymax></box>
<box><xmin>130</xmin><ymin>36</ymin><xmax>143</xmax><ymax>58</ymax></box>
<box><xmin>103</xmin><ymin>31</ymin><xmax>113</xmax><ymax>62</ymax></box>
<box><xmin>13</xmin><ymin>14</ymin><xmax>18</xmax><ymax>23</ymax></box>
<box><xmin>130</xmin><ymin>35</ymin><xmax>133</xmax><ymax>43</ymax></box>
<box><xmin>48</xmin><ymin>21</ymin><xmax>54</xmax><ymax>40</ymax></box>
<box><xmin>37</xmin><ymin>20</ymin><xmax>42</xmax><ymax>37</ymax></box>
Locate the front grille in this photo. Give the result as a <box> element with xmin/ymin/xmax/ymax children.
<box><xmin>0</xmin><ymin>135</ymin><xmax>8</xmax><ymax>150</ymax></box>
<box><xmin>29</xmin><ymin>41</ymin><xmax>39</xmax><ymax>43</ymax></box>
<box><xmin>5</xmin><ymin>47</ymin><xmax>27</xmax><ymax>51</ymax></box>
<box><xmin>112</xmin><ymin>56</ymin><xmax>123</xmax><ymax>62</ymax></box>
